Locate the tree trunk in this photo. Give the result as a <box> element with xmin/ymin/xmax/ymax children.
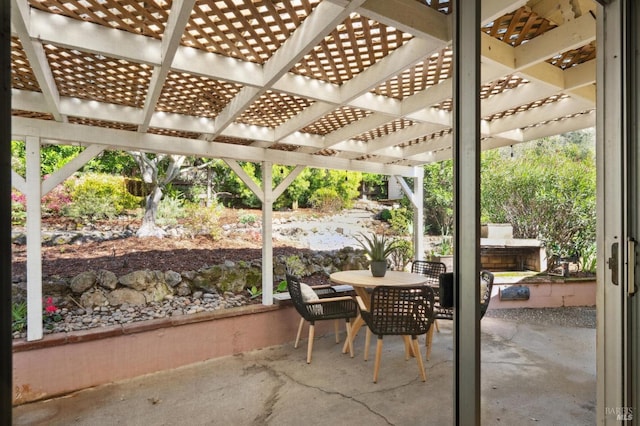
<box><xmin>137</xmin><ymin>185</ymin><xmax>165</xmax><ymax>238</ymax></box>
<box><xmin>130</xmin><ymin>152</ymin><xmax>186</xmax><ymax>238</ymax></box>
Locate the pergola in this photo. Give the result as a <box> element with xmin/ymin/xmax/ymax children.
<box><xmin>10</xmin><ymin>0</ymin><xmax>596</xmax><ymax>165</ymax></box>
<box><xmin>8</xmin><ymin>0</ymin><xmax>603</xmax><ymax>421</ymax></box>
<box><xmin>10</xmin><ymin>0</ymin><xmax>596</xmax><ymax>334</ymax></box>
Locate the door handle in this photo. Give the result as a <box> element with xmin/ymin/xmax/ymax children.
<box><xmin>628</xmin><ymin>238</ymin><xmax>636</xmax><ymax>296</ymax></box>
<box><xmin>608</xmin><ymin>242</ymin><xmax>618</xmax><ymax>285</ymax></box>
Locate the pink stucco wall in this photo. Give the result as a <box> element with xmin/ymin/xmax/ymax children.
<box><xmin>489</xmin><ymin>280</ymin><xmax>596</xmax><ymax>309</ymax></box>
<box><xmin>13</xmin><ymin>304</ymin><xmax>335</xmax><ymax>405</ymax></box>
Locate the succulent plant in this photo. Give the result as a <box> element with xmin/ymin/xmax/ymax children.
<box><xmin>354</xmin><ymin>232</ymin><xmax>397</xmax><ymax>261</ymax></box>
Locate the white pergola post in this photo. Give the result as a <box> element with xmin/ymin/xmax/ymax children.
<box><xmin>25</xmin><ymin>136</ymin><xmax>43</xmax><ymax>341</ymax></box>
<box><xmin>13</xmin><ymin>139</ymin><xmax>105</xmax><ymax>341</ymax></box>
<box><xmin>393</xmin><ymin>166</ymin><xmax>425</xmax><ymax>261</ymax></box>
<box><xmin>261</xmin><ymin>161</ymin><xmax>274</xmax><ymax>306</ymax></box>
<box><xmin>224</xmin><ymin>160</ymin><xmax>305</xmax><ymax>306</ymax></box>
<box><xmin>412</xmin><ymin>167</ymin><xmax>424</xmax><ymax>260</ymax></box>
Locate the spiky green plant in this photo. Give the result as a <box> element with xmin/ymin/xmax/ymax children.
<box><xmin>354</xmin><ymin>232</ymin><xmax>397</xmax><ymax>261</ymax></box>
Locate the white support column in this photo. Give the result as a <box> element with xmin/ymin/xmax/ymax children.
<box><xmin>261</xmin><ymin>162</ymin><xmax>273</xmax><ymax>306</ymax></box>
<box><xmin>394</xmin><ymin>169</ymin><xmax>425</xmax><ymax>261</ymax></box>
<box><xmin>412</xmin><ymin>167</ymin><xmax>424</xmax><ymax>260</ymax></box>
<box><xmin>25</xmin><ymin>136</ymin><xmax>43</xmax><ymax>341</ymax></box>
<box><xmin>453</xmin><ymin>0</ymin><xmax>481</xmax><ymax>423</ymax></box>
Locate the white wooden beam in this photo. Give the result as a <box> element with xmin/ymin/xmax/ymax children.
<box><xmin>29</xmin><ymin>8</ymin><xmax>160</xmax><ymax>64</ymax></box>
<box><xmin>359</xmin><ymin>0</ymin><xmax>450</xmax><ymax>41</ymax></box>
<box><xmin>486</xmin><ymin>96</ymin><xmax>592</xmax><ymax>135</ymax></box>
<box><xmin>222</xmin><ymin>159</ymin><xmax>264</xmax><ymax>203</ymax></box>
<box><xmin>273</xmin><ymin>165</ymin><xmax>305</xmax><ymax>200</ymax></box>
<box><xmin>139</xmin><ymin>0</ymin><xmax>197</xmax><ymax>132</ymax></box>
<box><xmin>515</xmin><ymin>13</ymin><xmax>596</xmax><ymax>69</ymax></box>
<box><xmin>565</xmin><ymin>60</ymin><xmax>597</xmax><ymax>89</ymax></box>
<box><xmin>567</xmin><ymin>84</ymin><xmax>596</xmax><ymax>104</ymax></box>
<box><xmin>212</xmin><ymin>0</ymin><xmax>365</xmax><ymax>136</ymax></box>
<box><xmin>42</xmin><ymin>144</ymin><xmax>106</xmax><ymax>195</ymax></box>
<box><xmin>480</xmin><ymin>80</ymin><xmax>558</xmax><ymax>117</ymax></box>
<box><xmin>519</xmin><ymin>109</ymin><xmax>595</xmax><ymax>140</ymax></box>
<box><xmin>367</xmin><ymin>122</ymin><xmax>448</xmax><ymax>153</ymax></box>
<box><xmin>482</xmin><ymin>0</ymin><xmax>529</xmax><ymax>24</ymax></box>
<box><xmin>11</xmin><ymin>0</ymin><xmax>62</xmax><ymax>121</ymax></box>
<box><xmin>401</xmin><ymin>79</ymin><xmax>452</xmax><ymax>117</ymax></box>
<box><xmin>11</xmin><ymin>170</ymin><xmax>26</xmax><ymax>194</ymax></box>
<box><xmin>13</xmin><ymin>117</ymin><xmax>417</xmax><ymax>176</ymax></box>
<box><xmin>323</xmin><ymin>114</ymin><xmax>394</xmax><ymax>147</ymax></box>
<box><xmin>339</xmin><ymin>37</ymin><xmax>442</xmax><ymax>104</ymax></box>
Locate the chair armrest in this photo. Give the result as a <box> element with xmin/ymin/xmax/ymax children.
<box><xmin>314</xmin><ymin>296</ymin><xmax>354</xmax><ymax>303</ymax></box>
<box><xmin>310</xmin><ymin>284</ymin><xmax>333</xmax><ymax>290</ymax></box>
<box><xmin>355</xmin><ymin>295</ymin><xmax>368</xmax><ymax>312</ymax></box>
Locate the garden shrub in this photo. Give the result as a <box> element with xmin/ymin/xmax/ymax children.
<box><xmin>239</xmin><ymin>213</ymin><xmax>258</xmax><ymax>225</ymax></box>
<box><xmin>309</xmin><ymin>187</ymin><xmax>343</xmax><ymax>212</ymax></box>
<box><xmin>41</xmin><ymin>183</ymin><xmax>73</xmax><ymax>217</ymax></box>
<box><xmin>156</xmin><ymin>194</ymin><xmax>186</xmax><ymax>226</ymax></box>
<box><xmin>284</xmin><ymin>255</ymin><xmax>306</xmax><ymax>277</ymax></box>
<box><xmin>11</xmin><ymin>190</ymin><xmax>26</xmax><ymax>225</ymax></box>
<box><xmin>378</xmin><ymin>208</ymin><xmax>392</xmax><ymax>221</ymax></box>
<box><xmin>388</xmin><ymin>207</ymin><xmax>412</xmax><ymax>235</ymax></box>
<box><xmin>388</xmin><ymin>239</ymin><xmax>413</xmax><ymax>271</ymax></box>
<box><xmin>65</xmin><ymin>173</ymin><xmax>142</xmax><ymax>221</ymax></box>
<box><xmin>182</xmin><ymin>202</ymin><xmax>222</xmax><ymax>239</ymax></box>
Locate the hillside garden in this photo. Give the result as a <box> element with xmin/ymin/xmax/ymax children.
<box><xmin>10</xmin><ymin>129</ymin><xmax>596</xmax><ymax>334</ymax></box>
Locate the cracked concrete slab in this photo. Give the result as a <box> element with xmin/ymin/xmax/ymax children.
<box><xmin>13</xmin><ymin>317</ymin><xmax>595</xmax><ymax>425</ymax></box>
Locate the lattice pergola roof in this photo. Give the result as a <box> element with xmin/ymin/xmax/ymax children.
<box><xmin>10</xmin><ymin>0</ymin><xmax>598</xmax><ymax>175</ymax></box>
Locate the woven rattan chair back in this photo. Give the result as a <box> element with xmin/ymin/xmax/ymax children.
<box><xmin>362</xmin><ymin>285</ymin><xmax>435</xmax><ymax>337</ymax></box>
<box><xmin>411</xmin><ymin>260</ymin><xmax>446</xmax><ymax>286</ymax></box>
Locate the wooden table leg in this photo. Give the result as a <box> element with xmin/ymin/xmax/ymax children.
<box><xmin>342</xmin><ymin>315</ymin><xmax>364</xmax><ymax>354</ymax></box>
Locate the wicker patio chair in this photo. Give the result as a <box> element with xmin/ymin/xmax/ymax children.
<box><xmin>411</xmin><ymin>260</ymin><xmax>446</xmax><ymax>286</ymax></box>
<box><xmin>286</xmin><ymin>274</ymin><xmax>359</xmax><ymax>364</ymax></box>
<box><xmin>411</xmin><ymin>260</ymin><xmax>446</xmax><ymax>351</ymax></box>
<box><xmin>435</xmin><ymin>270</ymin><xmax>495</xmax><ymax>320</ymax></box>
<box><xmin>357</xmin><ymin>285</ymin><xmax>435</xmax><ymax>383</ymax></box>
<box><xmin>423</xmin><ymin>270</ymin><xmax>495</xmax><ymax>360</ymax></box>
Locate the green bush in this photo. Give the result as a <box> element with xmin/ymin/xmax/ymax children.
<box><xmin>481</xmin><ymin>136</ymin><xmax>596</xmax><ymax>270</ymax></box>
<box><xmin>378</xmin><ymin>208</ymin><xmax>392</xmax><ymax>221</ymax></box>
<box><xmin>309</xmin><ymin>187</ymin><xmax>343</xmax><ymax>212</ymax></box>
<box><xmin>64</xmin><ymin>173</ymin><xmax>142</xmax><ymax>221</ymax></box>
<box><xmin>239</xmin><ymin>213</ymin><xmax>258</xmax><ymax>225</ymax></box>
<box><xmin>388</xmin><ymin>207</ymin><xmax>412</xmax><ymax>235</ymax></box>
<box><xmin>182</xmin><ymin>202</ymin><xmax>222</xmax><ymax>239</ymax></box>
<box><xmin>388</xmin><ymin>239</ymin><xmax>413</xmax><ymax>271</ymax></box>
<box><xmin>156</xmin><ymin>195</ymin><xmax>186</xmax><ymax>226</ymax></box>
<box><xmin>64</xmin><ymin>192</ymin><xmax>119</xmax><ymax>221</ymax></box>
<box><xmin>284</xmin><ymin>255</ymin><xmax>306</xmax><ymax>277</ymax></box>
<box><xmin>11</xmin><ymin>190</ymin><xmax>26</xmax><ymax>225</ymax></box>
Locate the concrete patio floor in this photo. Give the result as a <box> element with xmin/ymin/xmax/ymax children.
<box><xmin>13</xmin><ymin>316</ymin><xmax>595</xmax><ymax>425</ymax></box>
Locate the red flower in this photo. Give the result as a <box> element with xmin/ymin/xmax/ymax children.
<box><xmin>44</xmin><ymin>297</ymin><xmax>58</xmax><ymax>313</ymax></box>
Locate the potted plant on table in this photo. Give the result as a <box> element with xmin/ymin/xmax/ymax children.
<box><xmin>355</xmin><ymin>232</ymin><xmax>397</xmax><ymax>277</ymax></box>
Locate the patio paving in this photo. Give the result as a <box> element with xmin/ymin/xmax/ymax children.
<box><xmin>13</xmin><ymin>316</ymin><xmax>595</xmax><ymax>425</ymax></box>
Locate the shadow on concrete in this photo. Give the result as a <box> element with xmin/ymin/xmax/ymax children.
<box><xmin>13</xmin><ymin>317</ymin><xmax>595</xmax><ymax>425</ymax></box>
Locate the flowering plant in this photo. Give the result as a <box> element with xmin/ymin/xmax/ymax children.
<box><xmin>43</xmin><ymin>297</ymin><xmax>62</xmax><ymax>328</ymax></box>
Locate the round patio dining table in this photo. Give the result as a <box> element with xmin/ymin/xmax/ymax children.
<box><xmin>330</xmin><ymin>270</ymin><xmax>431</xmax><ymax>354</ymax></box>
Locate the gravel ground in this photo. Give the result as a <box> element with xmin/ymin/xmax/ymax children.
<box><xmin>484</xmin><ymin>306</ymin><xmax>596</xmax><ymax>328</ymax></box>
<box><xmin>13</xmin><ymin>291</ymin><xmax>258</xmax><ymax>340</ymax></box>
